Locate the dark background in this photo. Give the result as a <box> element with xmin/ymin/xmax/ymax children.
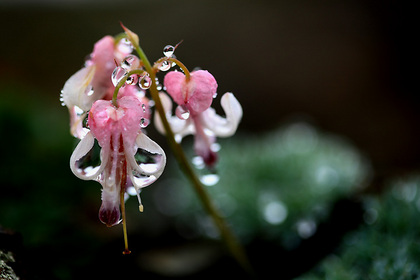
<box><xmin>0</xmin><ymin>0</ymin><xmax>417</xmax><ymax>278</ymax></box>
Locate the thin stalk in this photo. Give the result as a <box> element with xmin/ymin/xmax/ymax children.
<box><xmin>120</xmin><ymin>160</ymin><xmax>131</xmax><ymax>255</ymax></box>
<box><xmin>112</xmin><ymin>69</ymin><xmax>146</xmax><ymax>107</ymax></box>
<box><xmin>130</xmin><ymin>35</ymin><xmax>254</xmax><ymax>275</ymax></box>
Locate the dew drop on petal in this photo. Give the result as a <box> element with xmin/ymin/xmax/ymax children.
<box><xmin>111</xmin><ymin>66</ymin><xmax>128</xmax><ymax>87</ymax></box>
<box><xmin>163</xmin><ymin>45</ymin><xmax>175</xmax><ymax>57</ymax></box>
<box><xmin>84</xmin><ymin>85</ymin><xmax>94</xmax><ymax>97</ymax></box>
<box><xmin>75</xmin><ymin>139</ymin><xmax>102</xmax><ymax>178</ymax></box>
<box><xmin>121</xmin><ymin>55</ymin><xmax>139</xmax><ymax>69</ymax></box>
<box><xmin>139</xmin><ymin>74</ymin><xmax>152</xmax><ymax>89</ymax></box>
<box><xmin>175</xmin><ymin>105</ymin><xmax>190</xmax><ymax>120</ymax></box>
<box><xmin>140</xmin><ymin>117</ymin><xmax>150</xmax><ymax>128</ymax></box>
<box><xmin>118</xmin><ymin>38</ymin><xmax>133</xmax><ymax>54</ymax></box>
<box><xmin>158</xmin><ymin>60</ymin><xmax>171</xmax><ymax>71</ymax></box>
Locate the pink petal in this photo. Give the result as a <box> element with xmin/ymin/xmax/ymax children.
<box><xmin>164</xmin><ymin>70</ymin><xmax>217</xmax><ymax>116</ymax></box>
<box><xmin>88</xmin><ymin>96</ymin><xmax>144</xmax><ymax>150</ymax></box>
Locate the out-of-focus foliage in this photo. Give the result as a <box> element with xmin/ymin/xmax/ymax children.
<box><xmin>297</xmin><ymin>176</ymin><xmax>420</xmax><ymax>280</ymax></box>
<box><xmin>154</xmin><ymin>122</ymin><xmax>371</xmax><ymax>248</ymax></box>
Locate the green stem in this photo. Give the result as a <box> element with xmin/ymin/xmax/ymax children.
<box><xmin>112</xmin><ymin>69</ymin><xmax>146</xmax><ymax>107</ymax></box>
<box><xmin>154</xmin><ymin>57</ymin><xmax>191</xmax><ymax>81</ymax></box>
<box><xmin>130</xmin><ymin>36</ymin><xmax>253</xmax><ymax>274</ymax></box>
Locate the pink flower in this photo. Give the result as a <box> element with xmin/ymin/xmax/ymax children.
<box><xmin>156</xmin><ymin>70</ymin><xmax>242</xmax><ymax>168</ymax></box>
<box><xmin>70</xmin><ymin>91</ymin><xmax>166</xmax><ymax>226</ymax></box>
<box><xmin>61</xmin><ymin>36</ymin><xmax>132</xmax><ymax>138</ymax></box>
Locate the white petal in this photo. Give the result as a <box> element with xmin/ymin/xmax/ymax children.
<box><xmin>70</xmin><ymin>132</ymin><xmax>106</xmax><ymax>180</ymax></box>
<box><xmin>61</xmin><ymin>65</ymin><xmax>96</xmax><ymax>111</ymax></box>
<box><xmin>154</xmin><ymin>93</ymin><xmax>193</xmax><ymax>137</ymax></box>
<box><xmin>127</xmin><ymin>133</ymin><xmax>166</xmax><ymax>190</ymax></box>
<box><xmin>202</xmin><ymin>92</ymin><xmax>243</xmax><ymax>137</ymax></box>
<box><xmin>69</xmin><ymin>106</ymin><xmax>89</xmax><ymax>139</ymax></box>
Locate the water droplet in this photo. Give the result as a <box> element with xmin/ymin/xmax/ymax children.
<box><xmin>121</xmin><ymin>55</ymin><xmax>139</xmax><ymax>69</ymax></box>
<box><xmin>213</xmin><ymin>92</ymin><xmax>218</xmax><ymax>98</ymax></box>
<box><xmin>139</xmin><ymin>74</ymin><xmax>152</xmax><ymax>89</ymax></box>
<box><xmin>126</xmin><ymin>74</ymin><xmax>139</xmax><ymax>85</ymax></box>
<box><xmin>84</xmin><ymin>85</ymin><xmax>94</xmax><ymax>96</ymax></box>
<box><xmin>174</xmin><ymin>134</ymin><xmax>182</xmax><ymax>143</ymax></box>
<box><xmin>118</xmin><ymin>38</ymin><xmax>133</xmax><ymax>54</ymax></box>
<box><xmin>175</xmin><ymin>105</ymin><xmax>190</xmax><ymax>120</ymax></box>
<box><xmin>75</xmin><ymin>138</ymin><xmax>102</xmax><ymax>178</ymax></box>
<box><xmin>111</xmin><ymin>66</ymin><xmax>128</xmax><ymax>87</ymax></box>
<box><xmin>200</xmin><ymin>173</ymin><xmax>219</xmax><ymax>186</ymax></box>
<box><xmin>158</xmin><ymin>60</ymin><xmax>171</xmax><ymax>71</ymax></box>
<box><xmin>141</xmin><ymin>103</ymin><xmax>146</xmax><ymax>113</ymax></box>
<box><xmin>59</xmin><ymin>91</ymin><xmax>66</xmax><ymax>106</ymax></box>
<box><xmin>192</xmin><ymin>156</ymin><xmax>205</xmax><ymax>170</ymax></box>
<box><xmin>140</xmin><ymin>117</ymin><xmax>150</xmax><ymax>128</ymax></box>
<box><xmin>163</xmin><ymin>45</ymin><xmax>175</xmax><ymax>57</ymax></box>
<box><xmin>131</xmin><ymin>147</ymin><xmax>163</xmax><ymax>187</ymax></box>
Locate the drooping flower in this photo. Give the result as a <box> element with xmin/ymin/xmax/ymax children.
<box><xmin>155</xmin><ymin>70</ymin><xmax>242</xmax><ymax>168</ymax></box>
<box><xmin>61</xmin><ymin>36</ymin><xmax>132</xmax><ymax>138</ymax></box>
<box><xmin>70</xmin><ymin>87</ymin><xmax>166</xmax><ymax>226</ymax></box>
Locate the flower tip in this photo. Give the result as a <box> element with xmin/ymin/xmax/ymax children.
<box><xmin>123</xmin><ymin>249</ymin><xmax>132</xmax><ymax>255</ymax></box>
<box><xmin>120</xmin><ymin>23</ymin><xmax>139</xmax><ymax>47</ymax></box>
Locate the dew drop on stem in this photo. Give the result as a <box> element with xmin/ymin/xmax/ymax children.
<box><xmin>112</xmin><ymin>66</ymin><xmax>128</xmax><ymax>87</ymax></box>
<box><xmin>139</xmin><ymin>74</ymin><xmax>152</xmax><ymax>89</ymax></box>
<box><xmin>163</xmin><ymin>45</ymin><xmax>175</xmax><ymax>57</ymax></box>
<box><xmin>158</xmin><ymin>60</ymin><xmax>171</xmax><ymax>71</ymax></box>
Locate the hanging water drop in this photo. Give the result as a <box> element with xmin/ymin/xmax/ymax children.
<box><xmin>140</xmin><ymin>117</ymin><xmax>150</xmax><ymax>128</ymax></box>
<box><xmin>141</xmin><ymin>103</ymin><xmax>146</xmax><ymax>113</ymax></box>
<box><xmin>121</xmin><ymin>55</ymin><xmax>139</xmax><ymax>69</ymax></box>
<box><xmin>158</xmin><ymin>60</ymin><xmax>171</xmax><ymax>71</ymax></box>
<box><xmin>59</xmin><ymin>91</ymin><xmax>66</xmax><ymax>106</ymax></box>
<box><xmin>200</xmin><ymin>173</ymin><xmax>220</xmax><ymax>186</ymax></box>
<box><xmin>84</xmin><ymin>85</ymin><xmax>94</xmax><ymax>97</ymax></box>
<box><xmin>139</xmin><ymin>74</ymin><xmax>152</xmax><ymax>89</ymax></box>
<box><xmin>163</xmin><ymin>45</ymin><xmax>175</xmax><ymax>57</ymax></box>
<box><xmin>118</xmin><ymin>38</ymin><xmax>133</xmax><ymax>54</ymax></box>
<box><xmin>126</xmin><ymin>74</ymin><xmax>139</xmax><ymax>85</ymax></box>
<box><xmin>111</xmin><ymin>66</ymin><xmax>128</xmax><ymax>87</ymax></box>
<box><xmin>175</xmin><ymin>105</ymin><xmax>190</xmax><ymax>120</ymax></box>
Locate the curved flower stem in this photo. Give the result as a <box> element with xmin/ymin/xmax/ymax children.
<box><xmin>154</xmin><ymin>57</ymin><xmax>191</xmax><ymax>81</ymax></box>
<box><xmin>112</xmin><ymin>69</ymin><xmax>146</xmax><ymax>107</ymax></box>
<box><xmin>127</xmin><ymin>33</ymin><xmax>254</xmax><ymax>275</ymax></box>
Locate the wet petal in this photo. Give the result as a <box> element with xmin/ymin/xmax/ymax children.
<box><xmin>202</xmin><ymin>92</ymin><xmax>242</xmax><ymax>137</ymax></box>
<box><xmin>61</xmin><ymin>65</ymin><xmax>96</xmax><ymax>111</ymax></box>
<box><xmin>194</xmin><ymin>130</ymin><xmax>218</xmax><ymax>168</ymax></box>
<box><xmin>69</xmin><ymin>106</ymin><xmax>89</xmax><ymax>139</ymax></box>
<box><xmin>99</xmin><ymin>185</ymin><xmax>121</xmax><ymax>227</ymax></box>
<box><xmin>163</xmin><ymin>70</ymin><xmax>217</xmax><ymax>115</ymax></box>
<box><xmin>127</xmin><ymin>133</ymin><xmax>166</xmax><ymax>190</ymax></box>
<box><xmin>70</xmin><ymin>132</ymin><xmax>106</xmax><ymax>180</ymax></box>
<box><xmin>186</xmin><ymin>70</ymin><xmax>217</xmax><ymax>115</ymax></box>
<box><xmin>154</xmin><ymin>93</ymin><xmax>192</xmax><ymax>137</ymax></box>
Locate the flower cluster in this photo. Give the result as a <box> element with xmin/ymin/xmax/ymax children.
<box><xmin>61</xmin><ymin>25</ymin><xmax>242</xmax><ymax>252</ymax></box>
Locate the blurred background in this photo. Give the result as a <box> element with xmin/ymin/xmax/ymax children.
<box><xmin>0</xmin><ymin>0</ymin><xmax>418</xmax><ymax>279</ymax></box>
